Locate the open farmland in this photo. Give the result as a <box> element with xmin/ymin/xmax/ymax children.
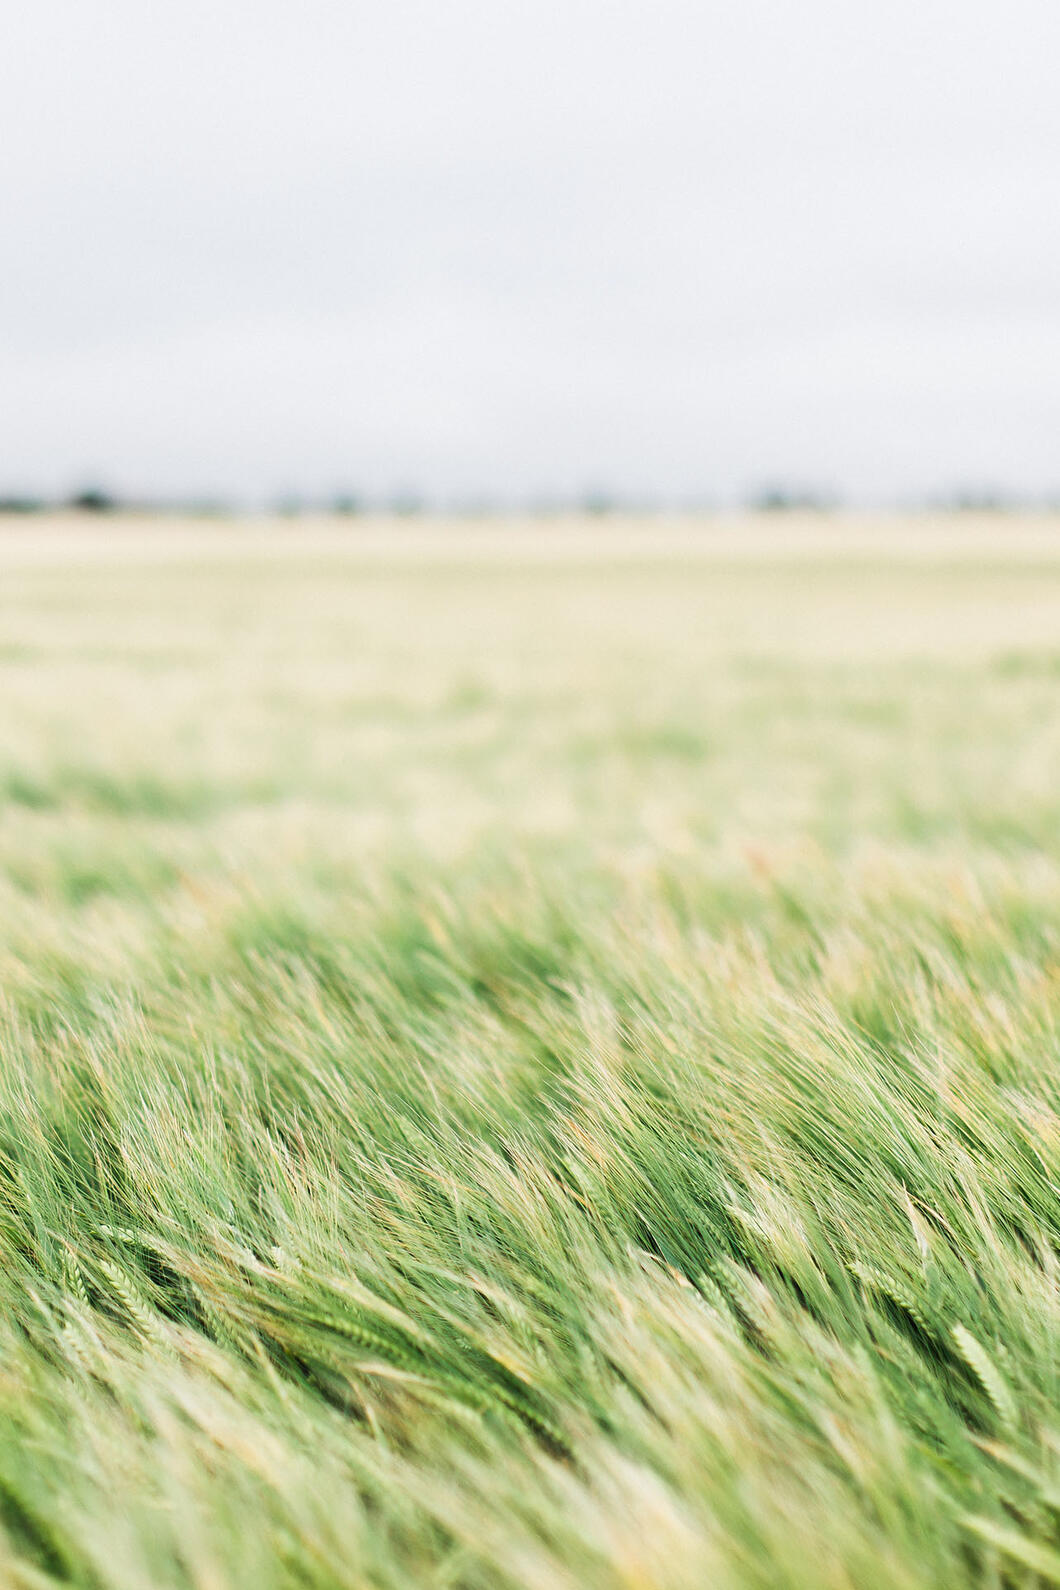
<box><xmin>4</xmin><ymin>513</ymin><xmax>1060</xmax><ymax>1588</ymax></box>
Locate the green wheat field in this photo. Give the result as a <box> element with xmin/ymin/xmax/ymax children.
<box><xmin>4</xmin><ymin>513</ymin><xmax>1060</xmax><ymax>1589</ymax></box>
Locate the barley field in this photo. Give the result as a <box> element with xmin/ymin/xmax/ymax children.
<box><xmin>3</xmin><ymin>513</ymin><xmax>1060</xmax><ymax>1589</ymax></box>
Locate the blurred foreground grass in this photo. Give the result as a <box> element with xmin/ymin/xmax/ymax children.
<box><xmin>3</xmin><ymin>514</ymin><xmax>1060</xmax><ymax>1588</ymax></box>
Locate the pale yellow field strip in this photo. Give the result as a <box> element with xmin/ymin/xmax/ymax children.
<box><xmin>1</xmin><ymin>511</ymin><xmax>1059</xmax><ymax>571</ymax></box>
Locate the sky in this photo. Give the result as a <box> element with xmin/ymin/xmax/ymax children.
<box><xmin>2</xmin><ymin>1</ymin><xmax>1059</xmax><ymax>507</ymax></box>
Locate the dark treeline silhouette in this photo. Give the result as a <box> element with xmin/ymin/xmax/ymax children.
<box><xmin>0</xmin><ymin>496</ymin><xmax>46</xmax><ymax>514</ymax></box>
<box><xmin>69</xmin><ymin>488</ymin><xmax>116</xmax><ymax>513</ymax></box>
<box><xmin>750</xmin><ymin>485</ymin><xmax>839</xmax><ymax>513</ymax></box>
<box><xmin>0</xmin><ymin>485</ymin><xmax>1058</xmax><ymax>518</ymax></box>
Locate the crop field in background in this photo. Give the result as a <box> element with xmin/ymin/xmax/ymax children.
<box><xmin>4</xmin><ymin>513</ymin><xmax>1060</xmax><ymax>1589</ymax></box>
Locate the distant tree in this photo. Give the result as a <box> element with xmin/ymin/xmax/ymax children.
<box><xmin>274</xmin><ymin>493</ymin><xmax>306</xmax><ymax>518</ymax></box>
<box><xmin>68</xmin><ymin>487</ymin><xmax>115</xmax><ymax>513</ymax></box>
<box><xmin>331</xmin><ymin>493</ymin><xmax>361</xmax><ymax>516</ymax></box>
<box><xmin>750</xmin><ymin>485</ymin><xmax>836</xmax><ymax>513</ymax></box>
<box><xmin>944</xmin><ymin>487</ymin><xmax>1009</xmax><ymax>513</ymax></box>
<box><xmin>0</xmin><ymin>496</ymin><xmax>44</xmax><ymax>514</ymax></box>
<box><xmin>389</xmin><ymin>491</ymin><xmax>424</xmax><ymax>517</ymax></box>
<box><xmin>183</xmin><ymin>498</ymin><xmax>231</xmax><ymax>519</ymax></box>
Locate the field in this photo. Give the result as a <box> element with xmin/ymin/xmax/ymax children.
<box><xmin>4</xmin><ymin>512</ymin><xmax>1060</xmax><ymax>1589</ymax></box>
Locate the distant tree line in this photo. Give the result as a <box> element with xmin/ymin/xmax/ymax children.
<box><xmin>0</xmin><ymin>488</ymin><xmax>118</xmax><ymax>514</ymax></box>
<box><xmin>1</xmin><ymin>484</ymin><xmax>1059</xmax><ymax>517</ymax></box>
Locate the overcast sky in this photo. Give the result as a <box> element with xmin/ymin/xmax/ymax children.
<box><xmin>2</xmin><ymin>1</ymin><xmax>1059</xmax><ymax>505</ymax></box>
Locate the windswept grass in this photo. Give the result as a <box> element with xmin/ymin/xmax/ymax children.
<box><xmin>1</xmin><ymin>514</ymin><xmax>1060</xmax><ymax>1587</ymax></box>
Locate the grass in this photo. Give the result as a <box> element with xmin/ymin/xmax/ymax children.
<box><xmin>2</xmin><ymin>512</ymin><xmax>1060</xmax><ymax>1587</ymax></box>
